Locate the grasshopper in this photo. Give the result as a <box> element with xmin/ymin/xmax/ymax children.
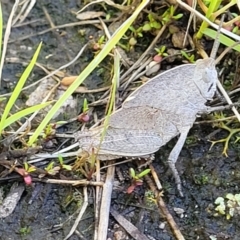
<box><xmin>74</xmin><ymin>57</ymin><xmax>219</xmax><ymax>196</ymax></box>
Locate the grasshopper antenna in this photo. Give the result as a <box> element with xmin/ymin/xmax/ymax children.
<box><xmin>212</xmin><ymin>14</ymin><xmax>240</xmax><ymax>122</ymax></box>
<box><xmin>210</xmin><ymin>14</ymin><xmax>225</xmax><ymax>59</ymax></box>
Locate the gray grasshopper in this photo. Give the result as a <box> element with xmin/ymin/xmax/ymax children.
<box><xmin>74</xmin><ymin>57</ymin><xmax>218</xmax><ymax>195</ymax></box>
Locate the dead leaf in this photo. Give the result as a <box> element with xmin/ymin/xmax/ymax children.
<box><xmin>76</xmin><ymin>11</ymin><xmax>105</xmax><ymax>20</ymax></box>
<box><xmin>26</xmin><ymin>78</ymin><xmax>77</xmax><ymax>120</ymax></box>
<box><xmin>61</xmin><ymin>76</ymin><xmax>78</xmax><ymax>86</ymax></box>
<box><xmin>110</xmin><ymin>209</ymin><xmax>150</xmax><ymax>240</ymax></box>
<box><xmin>172</xmin><ymin>31</ymin><xmax>189</xmax><ymax>48</ymax></box>
<box><xmin>0</xmin><ymin>183</ymin><xmax>25</xmax><ymax>218</ymax></box>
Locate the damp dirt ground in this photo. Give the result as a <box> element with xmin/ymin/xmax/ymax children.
<box><xmin>1</xmin><ymin>1</ymin><xmax>240</xmax><ymax>240</ymax></box>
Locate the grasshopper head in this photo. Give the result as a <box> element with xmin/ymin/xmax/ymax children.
<box><xmin>194</xmin><ymin>58</ymin><xmax>218</xmax><ymax>100</ymax></box>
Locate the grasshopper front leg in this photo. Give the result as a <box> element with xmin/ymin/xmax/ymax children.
<box><xmin>167</xmin><ymin>126</ymin><xmax>191</xmax><ymax>197</ymax></box>
<box><xmin>202</xmin><ymin>103</ymin><xmax>240</xmax><ymax>114</ymax></box>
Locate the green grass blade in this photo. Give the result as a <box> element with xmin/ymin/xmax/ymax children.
<box><xmin>3</xmin><ymin>101</ymin><xmax>53</xmax><ymax>129</ymax></box>
<box><xmin>28</xmin><ymin>0</ymin><xmax>150</xmax><ymax>145</ymax></box>
<box><xmin>196</xmin><ymin>0</ymin><xmax>222</xmax><ymax>39</ymax></box>
<box><xmin>0</xmin><ymin>42</ymin><xmax>42</xmax><ymax>133</ymax></box>
<box><xmin>203</xmin><ymin>28</ymin><xmax>240</xmax><ymax>52</ymax></box>
<box><xmin>99</xmin><ymin>51</ymin><xmax>120</xmax><ymax>144</ymax></box>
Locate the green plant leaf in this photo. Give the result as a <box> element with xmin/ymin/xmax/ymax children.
<box><xmin>83</xmin><ymin>98</ymin><xmax>89</xmax><ymax>112</ymax></box>
<box><xmin>45</xmin><ymin>161</ymin><xmax>54</xmax><ymax>171</ymax></box>
<box><xmin>3</xmin><ymin>101</ymin><xmax>53</xmax><ymax>129</ymax></box>
<box><xmin>173</xmin><ymin>13</ymin><xmax>183</xmax><ymax>20</ymax></box>
<box><xmin>143</xmin><ymin>23</ymin><xmax>151</xmax><ymax>31</ymax></box>
<box><xmin>226</xmin><ymin>193</ymin><xmax>235</xmax><ymax>201</ymax></box>
<box><xmin>96</xmin><ymin>49</ymin><xmax>120</xmax><ymax>155</ymax></box>
<box><xmin>0</xmin><ymin>42</ymin><xmax>42</xmax><ymax>133</ymax></box>
<box><xmin>137</xmin><ymin>169</ymin><xmax>151</xmax><ymax>178</ymax></box>
<box><xmin>130</xmin><ymin>168</ymin><xmax>136</xmax><ymax>178</ymax></box>
<box><xmin>150</xmin><ymin>21</ymin><xmax>161</xmax><ymax>29</ymax></box>
<box><xmin>203</xmin><ymin>28</ymin><xmax>240</xmax><ymax>52</ymax></box>
<box><xmin>58</xmin><ymin>155</ymin><xmax>63</xmax><ymax>165</ymax></box>
<box><xmin>62</xmin><ymin>165</ymin><xmax>72</xmax><ymax>170</ymax></box>
<box><xmin>196</xmin><ymin>0</ymin><xmax>221</xmax><ymax>39</ymax></box>
<box><xmin>215</xmin><ymin>196</ymin><xmax>224</xmax><ymax>204</ymax></box>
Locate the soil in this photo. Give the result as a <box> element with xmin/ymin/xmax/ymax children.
<box><xmin>1</xmin><ymin>1</ymin><xmax>240</xmax><ymax>240</ymax></box>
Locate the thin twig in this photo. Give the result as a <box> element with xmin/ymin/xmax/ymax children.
<box><xmin>195</xmin><ymin>115</ymin><xmax>236</xmax><ymax>124</ymax></box>
<box><xmin>0</xmin><ymin>0</ymin><xmax>20</xmax><ymax>87</ymax></box>
<box><xmin>145</xmin><ymin>175</ymin><xmax>185</xmax><ymax>240</ymax></box>
<box><xmin>8</xmin><ymin>18</ymin><xmax>119</xmax><ymax>43</ymax></box>
<box><xmin>215</xmin><ymin>42</ymin><xmax>240</xmax><ymax>64</ymax></box>
<box><xmin>94</xmin><ymin>159</ymin><xmax>101</xmax><ymax>240</ymax></box>
<box><xmin>12</xmin><ymin>18</ymin><xmax>43</xmax><ymax>28</ymax></box>
<box><xmin>99</xmin><ymin>17</ymin><xmax>130</xmax><ymax>68</ymax></box>
<box><xmin>119</xmin><ymin>19</ymin><xmax>171</xmax><ymax>84</ymax></box>
<box><xmin>110</xmin><ymin>209</ymin><xmax>150</xmax><ymax>240</ymax></box>
<box><xmin>42</xmin><ymin>5</ymin><xmax>72</xmax><ymax>61</ymax></box>
<box><xmin>64</xmin><ymin>187</ymin><xmax>88</xmax><ymax>240</ymax></box>
<box><xmin>77</xmin><ymin>0</ymin><xmax>130</xmax><ymax>13</ymax></box>
<box><xmin>149</xmin><ymin>164</ymin><xmax>163</xmax><ymax>190</ymax></box>
<box><xmin>12</xmin><ymin>0</ymin><xmax>36</xmax><ymax>26</ymax></box>
<box><xmin>0</xmin><ymin>44</ymin><xmax>88</xmax><ymax>98</ymax></box>
<box><xmin>59</xmin><ymin>85</ymin><xmax>110</xmax><ymax>94</ymax></box>
<box><xmin>43</xmin><ymin>178</ymin><xmax>104</xmax><ymax>187</ymax></box>
<box><xmin>176</xmin><ymin>0</ymin><xmax>240</xmax><ymax>42</ymax></box>
<box><xmin>97</xmin><ymin>162</ymin><xmax>115</xmax><ymax>240</ymax></box>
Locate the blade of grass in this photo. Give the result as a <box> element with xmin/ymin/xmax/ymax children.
<box><xmin>0</xmin><ymin>42</ymin><xmax>42</xmax><ymax>133</ymax></box>
<box><xmin>28</xmin><ymin>0</ymin><xmax>150</xmax><ymax>146</ymax></box>
<box><xmin>196</xmin><ymin>0</ymin><xmax>222</xmax><ymax>39</ymax></box>
<box><xmin>3</xmin><ymin>101</ymin><xmax>53</xmax><ymax>129</ymax></box>
<box><xmin>203</xmin><ymin>28</ymin><xmax>240</xmax><ymax>52</ymax></box>
<box><xmin>100</xmin><ymin>50</ymin><xmax>120</xmax><ymax>144</ymax></box>
<box><xmin>98</xmin><ymin>17</ymin><xmax>121</xmax><ymax>145</ymax></box>
<box><xmin>176</xmin><ymin>0</ymin><xmax>240</xmax><ymax>42</ymax></box>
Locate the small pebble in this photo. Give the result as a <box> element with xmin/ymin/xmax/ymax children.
<box><xmin>172</xmin><ymin>31</ymin><xmax>189</xmax><ymax>48</ymax></box>
<box><xmin>146</xmin><ymin>61</ymin><xmax>160</xmax><ymax>76</ymax></box>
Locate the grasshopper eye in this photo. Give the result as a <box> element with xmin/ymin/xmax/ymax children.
<box><xmin>203</xmin><ymin>67</ymin><xmax>218</xmax><ymax>84</ymax></box>
<box><xmin>203</xmin><ymin>68</ymin><xmax>212</xmax><ymax>83</ymax></box>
